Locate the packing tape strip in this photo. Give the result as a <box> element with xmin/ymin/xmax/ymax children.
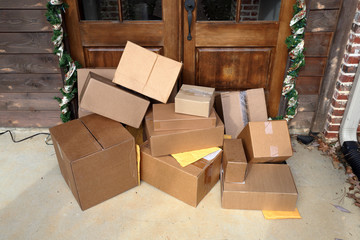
<box><xmin>181</xmin><ymin>88</ymin><xmax>213</xmax><ymax>97</ymax></box>
<box><xmin>239</xmin><ymin>91</ymin><xmax>249</xmax><ymax>127</ymax></box>
<box><xmin>264</xmin><ymin>122</ymin><xmax>273</xmax><ymax>134</ymax></box>
<box><xmin>270</xmin><ymin>145</ymin><xmax>279</xmax><ymax>157</ymax></box>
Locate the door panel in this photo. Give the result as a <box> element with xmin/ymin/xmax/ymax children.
<box><xmin>196</xmin><ymin>48</ymin><xmax>272</xmax><ymax>90</ymax></box>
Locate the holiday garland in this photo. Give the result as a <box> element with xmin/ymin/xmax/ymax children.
<box><xmin>46</xmin><ymin>0</ymin><xmax>81</xmax><ymax>123</ymax></box>
<box><xmin>278</xmin><ymin>0</ymin><xmax>307</xmax><ymax>121</ymax></box>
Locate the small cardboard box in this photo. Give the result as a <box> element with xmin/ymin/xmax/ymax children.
<box><xmin>113</xmin><ymin>41</ymin><xmax>182</xmax><ymax>103</ymax></box>
<box><xmin>145</xmin><ymin>111</ymin><xmax>224</xmax><ymax>157</ymax></box>
<box><xmin>152</xmin><ymin>103</ymin><xmax>216</xmax><ymax>131</ymax></box>
<box><xmin>49</xmin><ymin>114</ymin><xmax>138</xmax><ymax>210</ymax></box>
<box><xmin>175</xmin><ymin>84</ymin><xmax>215</xmax><ymax>117</ymax></box>
<box><xmin>221</xmin><ymin>164</ymin><xmax>298</xmax><ymax>211</ymax></box>
<box><xmin>80</xmin><ymin>72</ymin><xmax>150</xmax><ymax>128</ymax></box>
<box><xmin>141</xmin><ymin>142</ymin><xmax>222</xmax><ymax>207</ymax></box>
<box><xmin>221</xmin><ymin>88</ymin><xmax>268</xmax><ymax>139</ymax></box>
<box><xmin>223</xmin><ymin>139</ymin><xmax>247</xmax><ymax>183</ymax></box>
<box><xmin>238</xmin><ymin>121</ymin><xmax>293</xmax><ymax>163</ymax></box>
<box><xmin>77</xmin><ymin>68</ymin><xmax>116</xmax><ymax>118</ymax></box>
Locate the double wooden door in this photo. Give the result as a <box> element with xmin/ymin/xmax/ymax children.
<box><xmin>65</xmin><ymin>0</ymin><xmax>294</xmax><ymax>116</ymax></box>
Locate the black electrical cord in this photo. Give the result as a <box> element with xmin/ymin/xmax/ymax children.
<box><xmin>0</xmin><ymin>130</ymin><xmax>53</xmax><ymax>145</ymax></box>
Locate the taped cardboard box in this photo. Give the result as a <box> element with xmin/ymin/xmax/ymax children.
<box><xmin>221</xmin><ymin>88</ymin><xmax>268</xmax><ymax>139</ymax></box>
<box><xmin>223</xmin><ymin>139</ymin><xmax>247</xmax><ymax>183</ymax></box>
<box><xmin>152</xmin><ymin>103</ymin><xmax>216</xmax><ymax>131</ymax></box>
<box><xmin>238</xmin><ymin>121</ymin><xmax>292</xmax><ymax>163</ymax></box>
<box><xmin>221</xmin><ymin>164</ymin><xmax>298</xmax><ymax>211</ymax></box>
<box><xmin>80</xmin><ymin>72</ymin><xmax>150</xmax><ymax>128</ymax></box>
<box><xmin>77</xmin><ymin>68</ymin><xmax>116</xmax><ymax>118</ymax></box>
<box><xmin>141</xmin><ymin>141</ymin><xmax>222</xmax><ymax>207</ymax></box>
<box><xmin>49</xmin><ymin>114</ymin><xmax>138</xmax><ymax>211</ymax></box>
<box><xmin>113</xmin><ymin>41</ymin><xmax>182</xmax><ymax>103</ymax></box>
<box><xmin>145</xmin><ymin>111</ymin><xmax>224</xmax><ymax>157</ymax></box>
<box><xmin>175</xmin><ymin>84</ymin><xmax>215</xmax><ymax>117</ymax></box>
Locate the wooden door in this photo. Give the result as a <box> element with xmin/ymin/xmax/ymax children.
<box><xmin>65</xmin><ymin>0</ymin><xmax>181</xmax><ymax>67</ymax></box>
<box><xmin>182</xmin><ymin>0</ymin><xmax>294</xmax><ymax>116</ymax></box>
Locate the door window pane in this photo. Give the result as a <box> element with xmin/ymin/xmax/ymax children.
<box><xmin>80</xmin><ymin>0</ymin><xmax>120</xmax><ymax>21</ymax></box>
<box><xmin>197</xmin><ymin>0</ymin><xmax>237</xmax><ymax>21</ymax></box>
<box><xmin>240</xmin><ymin>0</ymin><xmax>281</xmax><ymax>21</ymax></box>
<box><xmin>122</xmin><ymin>0</ymin><xmax>162</xmax><ymax>20</ymax></box>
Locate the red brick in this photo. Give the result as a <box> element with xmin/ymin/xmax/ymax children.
<box><xmin>251</xmin><ymin>12</ymin><xmax>258</xmax><ymax>16</ymax></box>
<box><xmin>341</xmin><ymin>63</ymin><xmax>357</xmax><ymax>74</ymax></box>
<box><xmin>324</xmin><ymin>131</ymin><xmax>338</xmax><ymax>140</ymax></box>
<box><xmin>333</xmin><ymin>90</ymin><xmax>349</xmax><ymax>100</ymax></box>
<box><xmin>253</xmin><ymin>0</ymin><xmax>260</xmax><ymax>4</ymax></box>
<box><xmin>331</xmin><ymin>98</ymin><xmax>348</xmax><ymax>108</ymax></box>
<box><xmin>330</xmin><ymin>108</ymin><xmax>345</xmax><ymax>116</ymax></box>
<box><xmin>242</xmin><ymin>17</ymin><xmax>257</xmax><ymax>21</ymax></box>
<box><xmin>338</xmin><ymin>73</ymin><xmax>355</xmax><ymax>83</ymax></box>
<box><xmin>327</xmin><ymin>115</ymin><xmax>343</xmax><ymax>124</ymax></box>
<box><xmin>346</xmin><ymin>44</ymin><xmax>360</xmax><ymax>54</ymax></box>
<box><xmin>344</xmin><ymin>54</ymin><xmax>360</xmax><ymax>64</ymax></box>
<box><xmin>336</xmin><ymin>81</ymin><xmax>353</xmax><ymax>91</ymax></box>
<box><xmin>242</xmin><ymin>0</ymin><xmax>252</xmax><ymax>4</ymax></box>
<box><xmin>349</xmin><ymin>33</ymin><xmax>360</xmax><ymax>44</ymax></box>
<box><xmin>240</xmin><ymin>11</ymin><xmax>250</xmax><ymax>16</ymax></box>
<box><xmin>326</xmin><ymin>123</ymin><xmax>341</xmax><ymax>132</ymax></box>
<box><xmin>351</xmin><ymin>23</ymin><xmax>360</xmax><ymax>34</ymax></box>
<box><xmin>358</xmin><ymin>2</ymin><xmax>360</xmax><ymax>11</ymax></box>
<box><xmin>243</xmin><ymin>6</ymin><xmax>258</xmax><ymax>10</ymax></box>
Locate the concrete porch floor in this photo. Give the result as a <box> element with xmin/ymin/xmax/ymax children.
<box><xmin>0</xmin><ymin>128</ymin><xmax>359</xmax><ymax>240</ymax></box>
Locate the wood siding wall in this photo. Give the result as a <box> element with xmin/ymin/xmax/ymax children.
<box><xmin>0</xmin><ymin>0</ymin><xmax>63</xmax><ymax>127</ymax></box>
<box><xmin>289</xmin><ymin>0</ymin><xmax>342</xmax><ymax>134</ymax></box>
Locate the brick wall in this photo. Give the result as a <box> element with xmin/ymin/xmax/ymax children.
<box><xmin>99</xmin><ymin>0</ymin><xmax>119</xmax><ymax>20</ymax></box>
<box><xmin>324</xmin><ymin>1</ymin><xmax>360</xmax><ymax>141</ymax></box>
<box><xmin>240</xmin><ymin>0</ymin><xmax>259</xmax><ymax>21</ymax></box>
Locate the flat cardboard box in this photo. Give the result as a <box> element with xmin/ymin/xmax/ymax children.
<box><xmin>77</xmin><ymin>68</ymin><xmax>116</xmax><ymax>118</ymax></box>
<box><xmin>152</xmin><ymin>103</ymin><xmax>216</xmax><ymax>131</ymax></box>
<box><xmin>223</xmin><ymin>139</ymin><xmax>247</xmax><ymax>183</ymax></box>
<box><xmin>80</xmin><ymin>72</ymin><xmax>150</xmax><ymax>128</ymax></box>
<box><xmin>49</xmin><ymin>114</ymin><xmax>138</xmax><ymax>210</ymax></box>
<box><xmin>221</xmin><ymin>164</ymin><xmax>298</xmax><ymax>211</ymax></box>
<box><xmin>141</xmin><ymin>142</ymin><xmax>222</xmax><ymax>207</ymax></box>
<box><xmin>113</xmin><ymin>41</ymin><xmax>182</xmax><ymax>103</ymax></box>
<box><xmin>145</xmin><ymin>111</ymin><xmax>224</xmax><ymax>157</ymax></box>
<box><xmin>221</xmin><ymin>89</ymin><xmax>268</xmax><ymax>139</ymax></box>
<box><xmin>175</xmin><ymin>84</ymin><xmax>215</xmax><ymax>117</ymax></box>
<box><xmin>238</xmin><ymin>121</ymin><xmax>293</xmax><ymax>163</ymax></box>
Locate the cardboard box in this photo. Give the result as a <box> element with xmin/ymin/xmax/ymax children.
<box><xmin>77</xmin><ymin>68</ymin><xmax>116</xmax><ymax>118</ymax></box>
<box><xmin>238</xmin><ymin>121</ymin><xmax>293</xmax><ymax>163</ymax></box>
<box><xmin>80</xmin><ymin>72</ymin><xmax>150</xmax><ymax>128</ymax></box>
<box><xmin>152</xmin><ymin>103</ymin><xmax>216</xmax><ymax>131</ymax></box>
<box><xmin>141</xmin><ymin>142</ymin><xmax>222</xmax><ymax>207</ymax></box>
<box><xmin>175</xmin><ymin>84</ymin><xmax>215</xmax><ymax>117</ymax></box>
<box><xmin>221</xmin><ymin>89</ymin><xmax>268</xmax><ymax>139</ymax></box>
<box><xmin>221</xmin><ymin>164</ymin><xmax>298</xmax><ymax>211</ymax></box>
<box><xmin>113</xmin><ymin>41</ymin><xmax>182</xmax><ymax>103</ymax></box>
<box><xmin>49</xmin><ymin>114</ymin><xmax>138</xmax><ymax>210</ymax></box>
<box><xmin>145</xmin><ymin>111</ymin><xmax>224</xmax><ymax>156</ymax></box>
<box><xmin>223</xmin><ymin>139</ymin><xmax>247</xmax><ymax>183</ymax></box>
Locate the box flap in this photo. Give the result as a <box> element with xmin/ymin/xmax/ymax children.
<box><xmin>224</xmin><ymin>164</ymin><xmax>297</xmax><ymax>194</ymax></box>
<box><xmin>176</xmin><ymin>84</ymin><xmax>214</xmax><ymax>103</ymax></box>
<box><xmin>80</xmin><ymin>114</ymin><xmax>133</xmax><ymax>149</ymax></box>
<box><xmin>49</xmin><ymin>118</ymin><xmax>102</xmax><ymax>162</ymax></box>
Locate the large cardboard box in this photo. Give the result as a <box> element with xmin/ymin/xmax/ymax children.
<box><xmin>141</xmin><ymin>142</ymin><xmax>222</xmax><ymax>207</ymax></box>
<box><xmin>49</xmin><ymin>114</ymin><xmax>138</xmax><ymax>210</ymax></box>
<box><xmin>221</xmin><ymin>164</ymin><xmax>298</xmax><ymax>211</ymax></box>
<box><xmin>77</xmin><ymin>68</ymin><xmax>116</xmax><ymax>118</ymax></box>
<box><xmin>113</xmin><ymin>41</ymin><xmax>182</xmax><ymax>103</ymax></box>
<box><xmin>152</xmin><ymin>103</ymin><xmax>216</xmax><ymax>131</ymax></box>
<box><xmin>80</xmin><ymin>72</ymin><xmax>150</xmax><ymax>128</ymax></box>
<box><xmin>223</xmin><ymin>139</ymin><xmax>247</xmax><ymax>183</ymax></box>
<box><xmin>238</xmin><ymin>121</ymin><xmax>293</xmax><ymax>163</ymax></box>
<box><xmin>221</xmin><ymin>89</ymin><xmax>268</xmax><ymax>139</ymax></box>
<box><xmin>145</xmin><ymin>111</ymin><xmax>224</xmax><ymax>156</ymax></box>
<box><xmin>175</xmin><ymin>84</ymin><xmax>215</xmax><ymax>117</ymax></box>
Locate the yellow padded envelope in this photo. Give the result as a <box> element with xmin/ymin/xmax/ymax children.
<box><xmin>172</xmin><ymin>147</ymin><xmax>221</xmax><ymax>167</ymax></box>
<box><xmin>262</xmin><ymin>208</ymin><xmax>301</xmax><ymax>220</ymax></box>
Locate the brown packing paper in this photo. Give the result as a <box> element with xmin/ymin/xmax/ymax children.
<box><xmin>77</xmin><ymin>68</ymin><xmax>116</xmax><ymax>118</ymax></box>
<box><xmin>221</xmin><ymin>164</ymin><xmax>298</xmax><ymax>211</ymax></box>
<box><xmin>140</xmin><ymin>141</ymin><xmax>222</xmax><ymax>207</ymax></box>
<box><xmin>175</xmin><ymin>84</ymin><xmax>215</xmax><ymax>117</ymax></box>
<box><xmin>49</xmin><ymin>114</ymin><xmax>138</xmax><ymax>211</ymax></box>
<box><xmin>113</xmin><ymin>41</ymin><xmax>182</xmax><ymax>103</ymax></box>
<box><xmin>80</xmin><ymin>72</ymin><xmax>150</xmax><ymax>128</ymax></box>
<box><xmin>238</xmin><ymin>121</ymin><xmax>293</xmax><ymax>163</ymax></box>
<box><xmin>152</xmin><ymin>103</ymin><xmax>216</xmax><ymax>131</ymax></box>
<box><xmin>145</xmin><ymin>110</ymin><xmax>224</xmax><ymax>157</ymax></box>
<box><xmin>223</xmin><ymin>139</ymin><xmax>247</xmax><ymax>183</ymax></box>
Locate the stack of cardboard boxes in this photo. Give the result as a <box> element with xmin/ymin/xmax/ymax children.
<box><xmin>50</xmin><ymin>41</ymin><xmax>297</xmax><ymax>211</ymax></box>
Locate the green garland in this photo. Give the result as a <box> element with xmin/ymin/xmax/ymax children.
<box><xmin>275</xmin><ymin>0</ymin><xmax>307</xmax><ymax>121</ymax></box>
<box><xmin>46</xmin><ymin>0</ymin><xmax>81</xmax><ymax>123</ymax></box>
